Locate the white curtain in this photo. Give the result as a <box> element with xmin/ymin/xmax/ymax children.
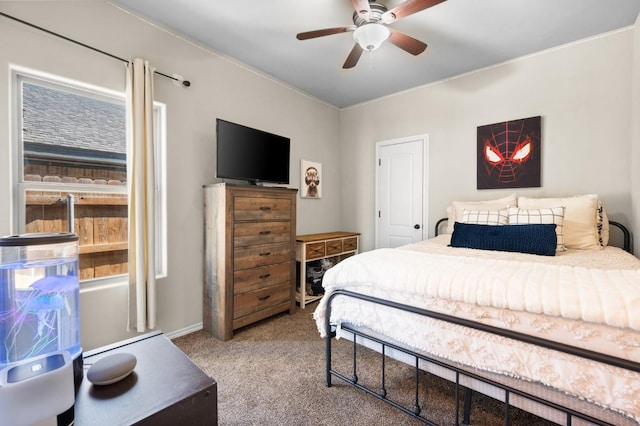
<box><xmin>125</xmin><ymin>58</ymin><xmax>157</xmax><ymax>332</ymax></box>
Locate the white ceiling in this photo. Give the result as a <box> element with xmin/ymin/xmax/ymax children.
<box><xmin>109</xmin><ymin>0</ymin><xmax>640</xmax><ymax>108</ymax></box>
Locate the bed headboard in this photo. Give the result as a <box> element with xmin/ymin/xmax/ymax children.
<box><xmin>435</xmin><ymin>217</ymin><xmax>632</xmax><ymax>254</ymax></box>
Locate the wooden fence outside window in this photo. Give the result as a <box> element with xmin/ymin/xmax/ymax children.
<box><xmin>24</xmin><ymin>176</ymin><xmax>128</xmax><ymax>281</ymax></box>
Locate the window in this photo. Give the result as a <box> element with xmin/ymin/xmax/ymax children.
<box><xmin>12</xmin><ymin>67</ymin><xmax>167</xmax><ymax>284</ymax></box>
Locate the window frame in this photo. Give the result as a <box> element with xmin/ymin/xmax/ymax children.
<box><xmin>11</xmin><ymin>66</ymin><xmax>167</xmax><ymax>286</ymax></box>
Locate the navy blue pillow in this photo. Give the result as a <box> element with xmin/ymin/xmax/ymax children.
<box><xmin>450</xmin><ymin>222</ymin><xmax>557</xmax><ymax>256</ymax></box>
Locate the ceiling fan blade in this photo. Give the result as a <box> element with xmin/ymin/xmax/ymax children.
<box><xmin>382</xmin><ymin>0</ymin><xmax>447</xmax><ymax>24</ymax></box>
<box><xmin>343</xmin><ymin>43</ymin><xmax>364</xmax><ymax>69</ymax></box>
<box><xmin>297</xmin><ymin>26</ymin><xmax>356</xmax><ymax>40</ymax></box>
<box><xmin>351</xmin><ymin>0</ymin><xmax>371</xmax><ymax>18</ymax></box>
<box><xmin>388</xmin><ymin>29</ymin><xmax>427</xmax><ymax>55</ymax></box>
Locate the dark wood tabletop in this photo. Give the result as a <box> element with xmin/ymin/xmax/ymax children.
<box><xmin>74</xmin><ymin>332</ymin><xmax>217</xmax><ymax>425</ymax></box>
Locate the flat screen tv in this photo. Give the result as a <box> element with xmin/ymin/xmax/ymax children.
<box><xmin>216</xmin><ymin>119</ymin><xmax>290</xmax><ymax>185</ymax></box>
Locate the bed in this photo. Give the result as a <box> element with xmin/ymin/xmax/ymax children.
<box><xmin>313</xmin><ymin>194</ymin><xmax>640</xmax><ymax>425</ymax></box>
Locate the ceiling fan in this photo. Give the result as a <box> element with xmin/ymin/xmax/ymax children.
<box><xmin>296</xmin><ymin>0</ymin><xmax>447</xmax><ymax>69</ymax></box>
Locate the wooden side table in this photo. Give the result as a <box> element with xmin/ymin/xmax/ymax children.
<box><xmin>74</xmin><ymin>332</ymin><xmax>217</xmax><ymax>425</ymax></box>
<box><xmin>295</xmin><ymin>232</ymin><xmax>360</xmax><ymax>308</ymax></box>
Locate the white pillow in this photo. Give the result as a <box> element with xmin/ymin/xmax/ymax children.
<box><xmin>517</xmin><ymin>195</ymin><xmax>600</xmax><ymax>250</ymax></box>
<box><xmin>461</xmin><ymin>209</ymin><xmax>508</xmax><ymax>226</ymax></box>
<box><xmin>508</xmin><ymin>206</ymin><xmax>565</xmax><ymax>251</ymax></box>
<box><xmin>446</xmin><ymin>194</ymin><xmax>517</xmax><ymax>234</ymax></box>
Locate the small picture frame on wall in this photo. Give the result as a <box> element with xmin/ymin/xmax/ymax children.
<box><xmin>301</xmin><ymin>160</ymin><xmax>322</xmax><ymax>199</ymax></box>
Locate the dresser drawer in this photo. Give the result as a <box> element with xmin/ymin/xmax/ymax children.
<box><xmin>233</xmin><ymin>282</ymin><xmax>291</xmax><ymax>320</ymax></box>
<box><xmin>305</xmin><ymin>242</ymin><xmax>325</xmax><ymax>260</ymax></box>
<box><xmin>234</xmin><ymin>196</ymin><xmax>292</xmax><ymax>221</ymax></box>
<box><xmin>234</xmin><ymin>242</ymin><xmax>291</xmax><ymax>270</ymax></box>
<box><xmin>343</xmin><ymin>237</ymin><xmax>358</xmax><ymax>252</ymax></box>
<box><xmin>325</xmin><ymin>239</ymin><xmax>343</xmax><ymax>255</ymax></box>
<box><xmin>233</xmin><ymin>262</ymin><xmax>290</xmax><ymax>294</ymax></box>
<box><xmin>234</xmin><ymin>222</ymin><xmax>291</xmax><ymax>247</ymax></box>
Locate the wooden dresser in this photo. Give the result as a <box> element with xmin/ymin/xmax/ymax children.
<box><xmin>203</xmin><ymin>183</ymin><xmax>297</xmax><ymax>340</ymax></box>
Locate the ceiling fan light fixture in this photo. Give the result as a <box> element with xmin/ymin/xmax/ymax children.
<box><xmin>353</xmin><ymin>23</ymin><xmax>390</xmax><ymax>51</ymax></box>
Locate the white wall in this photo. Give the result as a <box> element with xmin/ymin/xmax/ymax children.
<box><xmin>632</xmin><ymin>15</ymin><xmax>640</xmax><ymax>255</ymax></box>
<box><xmin>0</xmin><ymin>2</ymin><xmax>342</xmax><ymax>349</ymax></box>
<box><xmin>339</xmin><ymin>28</ymin><xmax>636</xmax><ymax>252</ymax></box>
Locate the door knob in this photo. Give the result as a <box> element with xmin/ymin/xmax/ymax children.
<box><xmin>414</xmin><ymin>224</ymin><xmax>421</xmax><ymax>229</ymax></box>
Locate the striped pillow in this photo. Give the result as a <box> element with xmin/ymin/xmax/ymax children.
<box><xmin>517</xmin><ymin>195</ymin><xmax>599</xmax><ymax>249</ymax></box>
<box><xmin>461</xmin><ymin>209</ymin><xmax>508</xmax><ymax>226</ymax></box>
<box><xmin>508</xmin><ymin>206</ymin><xmax>565</xmax><ymax>251</ymax></box>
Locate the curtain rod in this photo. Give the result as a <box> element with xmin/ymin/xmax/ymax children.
<box><xmin>0</xmin><ymin>11</ymin><xmax>191</xmax><ymax>87</ymax></box>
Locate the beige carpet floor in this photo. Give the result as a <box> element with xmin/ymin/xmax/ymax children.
<box><xmin>173</xmin><ymin>302</ymin><xmax>553</xmax><ymax>426</ymax></box>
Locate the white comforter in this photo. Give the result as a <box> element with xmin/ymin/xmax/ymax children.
<box><xmin>315</xmin><ymin>239</ymin><xmax>640</xmax><ymax>333</ymax></box>
<box><xmin>313</xmin><ymin>237</ymin><xmax>640</xmax><ymax>422</ymax></box>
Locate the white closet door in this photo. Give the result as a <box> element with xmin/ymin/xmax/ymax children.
<box><xmin>375</xmin><ymin>135</ymin><xmax>428</xmax><ymax>249</ymax></box>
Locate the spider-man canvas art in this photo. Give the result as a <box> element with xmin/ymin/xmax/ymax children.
<box><xmin>477</xmin><ymin>116</ymin><xmax>541</xmax><ymax>189</ymax></box>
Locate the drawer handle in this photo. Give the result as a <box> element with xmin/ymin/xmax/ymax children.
<box><xmin>259</xmin><ymin>273</ymin><xmax>271</xmax><ymax>279</ymax></box>
<box><xmin>259</xmin><ymin>252</ymin><xmax>271</xmax><ymax>257</ymax></box>
<box><xmin>259</xmin><ymin>206</ymin><xmax>272</xmax><ymax>211</ymax></box>
<box><xmin>259</xmin><ymin>230</ymin><xmax>271</xmax><ymax>235</ymax></box>
<box><xmin>258</xmin><ymin>294</ymin><xmax>271</xmax><ymax>301</ymax></box>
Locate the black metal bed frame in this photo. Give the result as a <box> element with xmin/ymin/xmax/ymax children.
<box><xmin>323</xmin><ymin>220</ymin><xmax>637</xmax><ymax>425</ymax></box>
<box><xmin>325</xmin><ymin>290</ymin><xmax>640</xmax><ymax>425</ymax></box>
